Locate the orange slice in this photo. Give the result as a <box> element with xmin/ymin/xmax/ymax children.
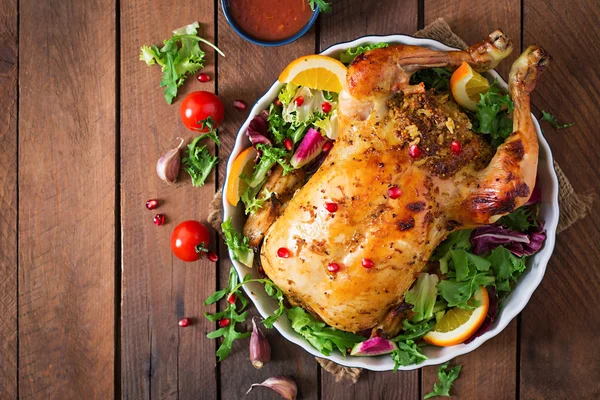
<box><xmin>450</xmin><ymin>62</ymin><xmax>490</xmax><ymax>112</ymax></box>
<box><xmin>423</xmin><ymin>286</ymin><xmax>489</xmax><ymax>347</ymax></box>
<box><xmin>278</xmin><ymin>55</ymin><xmax>348</xmax><ymax>93</ymax></box>
<box><xmin>226</xmin><ymin>146</ymin><xmax>257</xmax><ymax>206</ymax></box>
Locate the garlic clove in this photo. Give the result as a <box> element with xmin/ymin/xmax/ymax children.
<box><xmin>246</xmin><ymin>376</ymin><xmax>297</xmax><ymax>400</ymax></box>
<box><xmin>157</xmin><ymin>137</ymin><xmax>184</xmax><ymax>184</ymax></box>
<box><xmin>249</xmin><ymin>317</ymin><xmax>271</xmax><ymax>369</ymax></box>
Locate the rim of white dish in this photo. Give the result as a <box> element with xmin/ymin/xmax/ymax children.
<box><xmin>222</xmin><ymin>34</ymin><xmax>560</xmax><ymax>371</ymax></box>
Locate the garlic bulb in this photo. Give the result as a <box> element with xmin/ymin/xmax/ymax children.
<box><xmin>249</xmin><ymin>317</ymin><xmax>271</xmax><ymax>369</ymax></box>
<box><xmin>246</xmin><ymin>376</ymin><xmax>297</xmax><ymax>400</ymax></box>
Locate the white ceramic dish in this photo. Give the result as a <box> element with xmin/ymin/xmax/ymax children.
<box><xmin>222</xmin><ymin>35</ymin><xmax>559</xmax><ymax>371</ymax></box>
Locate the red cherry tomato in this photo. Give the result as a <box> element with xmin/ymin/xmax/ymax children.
<box><xmin>179</xmin><ymin>91</ymin><xmax>225</xmax><ymax>132</ymax></box>
<box><xmin>170</xmin><ymin>220</ymin><xmax>211</xmax><ymax>262</ymax></box>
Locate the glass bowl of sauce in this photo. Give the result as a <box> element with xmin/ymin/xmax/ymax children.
<box><xmin>221</xmin><ymin>0</ymin><xmax>320</xmax><ymax>46</ymax></box>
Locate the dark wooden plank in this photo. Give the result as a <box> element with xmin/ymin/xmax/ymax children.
<box><xmin>420</xmin><ymin>2</ymin><xmax>521</xmax><ymax>398</ymax></box>
<box><xmin>216</xmin><ymin>10</ymin><xmax>319</xmax><ymax>400</ymax></box>
<box><xmin>424</xmin><ymin>0</ymin><xmax>521</xmax><ymax>79</ymax></box>
<box><xmin>318</xmin><ymin>1</ymin><xmax>420</xmax><ymax>398</ymax></box>
<box><xmin>520</xmin><ymin>1</ymin><xmax>600</xmax><ymax>398</ymax></box>
<box><xmin>17</xmin><ymin>0</ymin><xmax>116</xmax><ymax>398</ymax></box>
<box><xmin>0</xmin><ymin>0</ymin><xmax>17</xmax><ymax>396</ymax></box>
<box><xmin>120</xmin><ymin>1</ymin><xmax>218</xmax><ymax>399</ymax></box>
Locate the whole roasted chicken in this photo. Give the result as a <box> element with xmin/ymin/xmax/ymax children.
<box><xmin>255</xmin><ymin>31</ymin><xmax>550</xmax><ymax>336</ymax></box>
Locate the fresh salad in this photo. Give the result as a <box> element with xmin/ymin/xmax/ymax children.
<box><xmin>205</xmin><ymin>42</ymin><xmax>548</xmax><ymax>371</ymax></box>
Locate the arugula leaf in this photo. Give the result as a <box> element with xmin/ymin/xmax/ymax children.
<box><xmin>437</xmin><ymin>273</ymin><xmax>495</xmax><ymax>309</ymax></box>
<box><xmin>410</xmin><ymin>68</ymin><xmax>452</xmax><ymax>91</ymax></box>
<box><xmin>393</xmin><ymin>319</ymin><xmax>435</xmax><ymax>341</ymax></box>
<box><xmin>182</xmin><ymin>133</ymin><xmax>218</xmax><ymax>187</ymax></box>
<box><xmin>486</xmin><ymin>246</ymin><xmax>527</xmax><ymax>293</ymax></box>
<box><xmin>287</xmin><ymin>306</ymin><xmax>363</xmax><ymax>356</ymax></box>
<box><xmin>140</xmin><ymin>22</ymin><xmax>224</xmax><ymax>104</ymax></box>
<box><xmin>404</xmin><ymin>273</ymin><xmax>439</xmax><ymax>321</ymax></box>
<box><xmin>431</xmin><ymin>229</ymin><xmax>472</xmax><ymax>273</ymax></box>
<box><xmin>221</xmin><ymin>218</ymin><xmax>254</xmax><ymax>267</ymax></box>
<box><xmin>307</xmin><ymin>0</ymin><xmax>332</xmax><ymax>13</ymax></box>
<box><xmin>497</xmin><ymin>206</ymin><xmax>535</xmax><ymax>231</ymax></box>
<box><xmin>473</xmin><ymin>80</ymin><xmax>514</xmax><ymax>146</ymax></box>
<box><xmin>391</xmin><ymin>340</ymin><xmax>428</xmax><ymax>371</ymax></box>
<box><xmin>204</xmin><ymin>268</ymin><xmax>251</xmax><ymax>361</ymax></box>
<box><xmin>340</xmin><ymin>42</ymin><xmax>389</xmax><ymax>64</ymax></box>
<box><xmin>423</xmin><ymin>362</ymin><xmax>462</xmax><ymax>399</ymax></box>
<box><xmin>541</xmin><ymin>110</ymin><xmax>574</xmax><ymax>129</ymax></box>
<box><xmin>204</xmin><ymin>268</ymin><xmax>287</xmax><ymax>361</ymax></box>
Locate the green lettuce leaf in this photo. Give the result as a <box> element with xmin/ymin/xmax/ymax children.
<box><xmin>404</xmin><ymin>273</ymin><xmax>439</xmax><ymax>321</ymax></box>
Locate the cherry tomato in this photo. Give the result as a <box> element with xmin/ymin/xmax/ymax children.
<box><xmin>179</xmin><ymin>91</ymin><xmax>225</xmax><ymax>132</ymax></box>
<box><xmin>170</xmin><ymin>220</ymin><xmax>211</xmax><ymax>262</ymax></box>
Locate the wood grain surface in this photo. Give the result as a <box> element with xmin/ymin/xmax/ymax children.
<box><xmin>0</xmin><ymin>0</ymin><xmax>18</xmax><ymax>397</ymax></box>
<box><xmin>216</xmin><ymin>8</ymin><xmax>320</xmax><ymax>400</ymax></box>
<box><xmin>520</xmin><ymin>1</ymin><xmax>600</xmax><ymax>399</ymax></box>
<box><xmin>119</xmin><ymin>1</ymin><xmax>217</xmax><ymax>399</ymax></box>
<box><xmin>17</xmin><ymin>0</ymin><xmax>116</xmax><ymax>398</ymax></box>
<box><xmin>3</xmin><ymin>0</ymin><xmax>599</xmax><ymax>399</ymax></box>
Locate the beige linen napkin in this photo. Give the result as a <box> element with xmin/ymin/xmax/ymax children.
<box><xmin>208</xmin><ymin>18</ymin><xmax>595</xmax><ymax>383</ymax></box>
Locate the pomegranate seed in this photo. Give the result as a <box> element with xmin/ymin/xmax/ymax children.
<box><xmin>274</xmin><ymin>98</ymin><xmax>283</xmax><ymax>107</ymax></box>
<box><xmin>327</xmin><ymin>263</ymin><xmax>340</xmax><ymax>273</ymax></box>
<box><xmin>451</xmin><ymin>140</ymin><xmax>462</xmax><ymax>155</ymax></box>
<box><xmin>321</xmin><ymin>102</ymin><xmax>332</xmax><ymax>113</ymax></box>
<box><xmin>362</xmin><ymin>258</ymin><xmax>375</xmax><ymax>269</ymax></box>
<box><xmin>207</xmin><ymin>251</ymin><xmax>218</xmax><ymax>262</ymax></box>
<box><xmin>277</xmin><ymin>247</ymin><xmax>291</xmax><ymax>258</ymax></box>
<box><xmin>408</xmin><ymin>144</ymin><xmax>422</xmax><ymax>158</ymax></box>
<box><xmin>322</xmin><ymin>141</ymin><xmax>333</xmax><ymax>153</ymax></box>
<box><xmin>218</xmin><ymin>318</ymin><xmax>230</xmax><ymax>328</ymax></box>
<box><xmin>227</xmin><ymin>294</ymin><xmax>236</xmax><ymax>304</ymax></box>
<box><xmin>324</xmin><ymin>202</ymin><xmax>338</xmax><ymax>213</ymax></box>
<box><xmin>153</xmin><ymin>214</ymin><xmax>165</xmax><ymax>226</ymax></box>
<box><xmin>294</xmin><ymin>96</ymin><xmax>304</xmax><ymax>107</ymax></box>
<box><xmin>178</xmin><ymin>318</ymin><xmax>191</xmax><ymax>327</ymax></box>
<box><xmin>146</xmin><ymin>199</ymin><xmax>159</xmax><ymax>210</ymax></box>
<box><xmin>388</xmin><ymin>187</ymin><xmax>402</xmax><ymax>199</ymax></box>
<box><xmin>283</xmin><ymin>138</ymin><xmax>294</xmax><ymax>151</ymax></box>
<box><xmin>197</xmin><ymin>72</ymin><xmax>211</xmax><ymax>83</ymax></box>
<box><xmin>233</xmin><ymin>100</ymin><xmax>247</xmax><ymax>110</ymax></box>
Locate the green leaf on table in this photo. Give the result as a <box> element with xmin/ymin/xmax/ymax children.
<box><xmin>423</xmin><ymin>362</ymin><xmax>463</xmax><ymax>398</ymax></box>
<box><xmin>540</xmin><ymin>110</ymin><xmax>574</xmax><ymax>129</ymax></box>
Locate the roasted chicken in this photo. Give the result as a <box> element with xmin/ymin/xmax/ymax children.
<box><xmin>257</xmin><ymin>31</ymin><xmax>550</xmax><ymax>336</ymax></box>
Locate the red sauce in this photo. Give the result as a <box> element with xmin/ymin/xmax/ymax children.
<box><xmin>229</xmin><ymin>0</ymin><xmax>314</xmax><ymax>41</ymax></box>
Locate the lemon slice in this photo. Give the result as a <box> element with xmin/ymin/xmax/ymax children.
<box><xmin>226</xmin><ymin>146</ymin><xmax>258</xmax><ymax>206</ymax></box>
<box><xmin>450</xmin><ymin>62</ymin><xmax>491</xmax><ymax>111</ymax></box>
<box><xmin>278</xmin><ymin>55</ymin><xmax>348</xmax><ymax>93</ymax></box>
<box><xmin>423</xmin><ymin>286</ymin><xmax>489</xmax><ymax>346</ymax></box>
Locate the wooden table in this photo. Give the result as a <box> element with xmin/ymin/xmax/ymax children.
<box><xmin>1</xmin><ymin>0</ymin><xmax>599</xmax><ymax>398</ymax></box>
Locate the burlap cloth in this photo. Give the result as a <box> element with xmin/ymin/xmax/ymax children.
<box><xmin>207</xmin><ymin>18</ymin><xmax>595</xmax><ymax>383</ymax></box>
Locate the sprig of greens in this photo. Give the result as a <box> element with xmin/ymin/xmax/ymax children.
<box><xmin>221</xmin><ymin>218</ymin><xmax>254</xmax><ymax>267</ymax></box>
<box><xmin>287</xmin><ymin>306</ymin><xmax>364</xmax><ymax>356</ymax></box>
<box><xmin>391</xmin><ymin>340</ymin><xmax>428</xmax><ymax>372</ymax></box>
<box><xmin>340</xmin><ymin>42</ymin><xmax>389</xmax><ymax>64</ymax></box>
<box><xmin>393</xmin><ymin>319</ymin><xmax>435</xmax><ymax>342</ymax></box>
<box><xmin>204</xmin><ymin>267</ymin><xmax>287</xmax><ymax>361</ymax></box>
<box><xmin>307</xmin><ymin>0</ymin><xmax>332</xmax><ymax>13</ymax></box>
<box><xmin>140</xmin><ymin>22</ymin><xmax>224</xmax><ymax>104</ymax></box>
<box><xmin>541</xmin><ymin>110</ymin><xmax>574</xmax><ymax>129</ymax></box>
<box><xmin>473</xmin><ymin>79</ymin><xmax>515</xmax><ymax>146</ymax></box>
<box><xmin>423</xmin><ymin>362</ymin><xmax>463</xmax><ymax>398</ymax></box>
<box><xmin>410</xmin><ymin>68</ymin><xmax>452</xmax><ymax>91</ymax></box>
<box><xmin>487</xmin><ymin>246</ymin><xmax>527</xmax><ymax>293</ymax></box>
<box><xmin>182</xmin><ymin>122</ymin><xmax>220</xmax><ymax>187</ymax></box>
<box><xmin>497</xmin><ymin>206</ymin><xmax>535</xmax><ymax>231</ymax></box>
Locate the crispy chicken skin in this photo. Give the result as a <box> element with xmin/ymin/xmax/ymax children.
<box><xmin>260</xmin><ymin>32</ymin><xmax>550</xmax><ymax>336</ymax></box>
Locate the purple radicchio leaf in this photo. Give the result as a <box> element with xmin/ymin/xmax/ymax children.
<box><xmin>470</xmin><ymin>225</ymin><xmax>530</xmax><ymax>255</ymax></box>
<box><xmin>246</xmin><ymin>113</ymin><xmax>271</xmax><ymax>146</ymax></box>
<box><xmin>505</xmin><ymin>223</ymin><xmax>546</xmax><ymax>256</ymax></box>
<box><xmin>464</xmin><ymin>286</ymin><xmax>499</xmax><ymax>344</ymax></box>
